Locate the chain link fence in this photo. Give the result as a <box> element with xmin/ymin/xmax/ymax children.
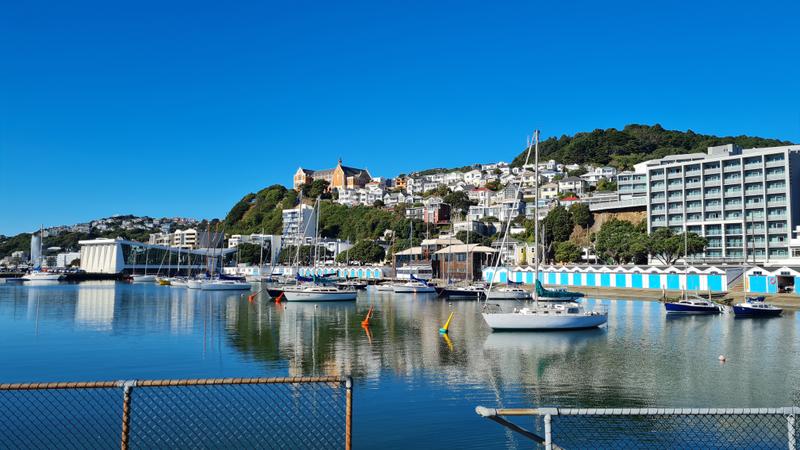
<box><xmin>0</xmin><ymin>377</ymin><xmax>352</xmax><ymax>449</ymax></box>
<box><xmin>476</xmin><ymin>406</ymin><xmax>800</xmax><ymax>449</ymax></box>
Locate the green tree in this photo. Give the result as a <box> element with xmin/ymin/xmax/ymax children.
<box><xmin>596</xmin><ymin>178</ymin><xmax>617</xmax><ymax>192</ymax></box>
<box><xmin>567</xmin><ymin>168</ymin><xmax>587</xmax><ymax>177</ymax></box>
<box><xmin>555</xmin><ymin>241</ymin><xmax>583</xmax><ymax>263</ymax></box>
<box><xmin>511</xmin><ymin>124</ymin><xmax>791</xmax><ymax>168</ymax></box>
<box><xmin>594</xmin><ymin>219</ymin><xmax>648</xmax><ymax>264</ymax></box>
<box><xmin>423</xmin><ymin>185</ymin><xmax>451</xmax><ymax>198</ymax></box>
<box><xmin>455</xmin><ymin>230</ymin><xmax>489</xmax><ymax>246</ymax></box>
<box><xmin>442</xmin><ymin>191</ymin><xmax>476</xmax><ymax>214</ymax></box>
<box><xmin>336</xmin><ymin>240</ymin><xmax>385</xmax><ymax>264</ymax></box>
<box><xmin>235</xmin><ymin>243</ymin><xmax>266</xmax><ymax>265</ymax></box>
<box><xmin>373</xmin><ymin>199</ymin><xmax>385</xmax><ymax>208</ymax></box>
<box><xmin>302</xmin><ymin>179</ymin><xmax>331</xmax><ymax>199</ymax></box>
<box><xmin>542</xmin><ymin>205</ymin><xmax>574</xmax><ymax>260</ymax></box>
<box><xmin>569</xmin><ymin>203</ymin><xmax>593</xmax><ymax>228</ymax></box>
<box><xmin>648</xmin><ymin>228</ymin><xmax>707</xmax><ymax>265</ymax></box>
<box><xmin>484</xmin><ymin>180</ymin><xmax>502</xmax><ymax>191</ymax></box>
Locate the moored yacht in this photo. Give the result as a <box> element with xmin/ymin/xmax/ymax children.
<box><xmin>482</xmin><ymin>302</ymin><xmax>608</xmax><ymax>330</ymax></box>
<box><xmin>22</xmin><ymin>271</ymin><xmax>64</xmax><ymax>282</ymax></box>
<box><xmin>200</xmin><ymin>279</ymin><xmax>252</xmax><ymax>291</ymax></box>
<box><xmin>485</xmin><ymin>285</ymin><xmax>531</xmax><ymax>300</ymax></box>
<box><xmin>733</xmin><ymin>298</ymin><xmax>782</xmax><ymax>317</ymax></box>
<box><xmin>282</xmin><ymin>285</ymin><xmax>357</xmax><ymax>302</ymax></box>
<box><xmin>664</xmin><ymin>296</ymin><xmax>723</xmax><ymax>314</ymax></box>
<box><xmin>480</xmin><ymin>130</ymin><xmax>609</xmax><ymax>332</ymax></box>
<box><xmin>374</xmin><ymin>283</ymin><xmax>396</xmax><ymax>292</ymax></box>
<box><xmin>131</xmin><ymin>274</ymin><xmax>157</xmax><ymax>283</ymax></box>
<box><xmin>393</xmin><ymin>276</ymin><xmax>436</xmax><ymax>294</ymax></box>
<box><xmin>439</xmin><ymin>284</ymin><xmax>486</xmax><ymax>300</ymax></box>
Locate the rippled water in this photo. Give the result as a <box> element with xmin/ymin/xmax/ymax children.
<box><xmin>1</xmin><ymin>281</ymin><xmax>799</xmax><ymax>448</ymax></box>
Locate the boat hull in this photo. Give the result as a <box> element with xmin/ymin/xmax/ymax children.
<box><xmin>393</xmin><ymin>286</ymin><xmax>437</xmax><ymax>294</ymax></box>
<box><xmin>485</xmin><ymin>291</ymin><xmax>532</xmax><ymax>300</ymax></box>
<box><xmin>186</xmin><ymin>280</ymin><xmax>205</xmax><ymax>289</ymax></box>
<box><xmin>441</xmin><ymin>288</ymin><xmax>484</xmax><ymax>300</ymax></box>
<box><xmin>482</xmin><ymin>312</ymin><xmax>608</xmax><ymax>330</ymax></box>
<box><xmin>200</xmin><ymin>282</ymin><xmax>251</xmax><ymax>291</ymax></box>
<box><xmin>733</xmin><ymin>305</ymin><xmax>782</xmax><ymax>317</ymax></box>
<box><xmin>664</xmin><ymin>302</ymin><xmax>721</xmax><ymax>314</ymax></box>
<box><xmin>282</xmin><ymin>290</ymin><xmax>357</xmax><ymax>302</ymax></box>
<box><xmin>21</xmin><ymin>273</ymin><xmax>64</xmax><ymax>281</ymax></box>
<box><xmin>131</xmin><ymin>275</ymin><xmax>156</xmax><ymax>283</ymax></box>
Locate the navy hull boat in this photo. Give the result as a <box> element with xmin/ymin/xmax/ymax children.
<box><xmin>733</xmin><ymin>298</ymin><xmax>782</xmax><ymax>317</ymax></box>
<box><xmin>665</xmin><ymin>295</ymin><xmax>723</xmax><ymax>314</ymax></box>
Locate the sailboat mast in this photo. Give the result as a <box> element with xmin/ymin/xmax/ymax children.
<box><xmin>533</xmin><ymin>130</ymin><xmax>540</xmax><ymax>306</ymax></box>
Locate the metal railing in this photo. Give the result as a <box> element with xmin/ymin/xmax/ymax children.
<box><xmin>477</xmin><ymin>406</ymin><xmax>800</xmax><ymax>449</ymax></box>
<box><xmin>0</xmin><ymin>376</ymin><xmax>352</xmax><ymax>449</ymax></box>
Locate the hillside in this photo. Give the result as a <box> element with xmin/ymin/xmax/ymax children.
<box><xmin>223</xmin><ymin>184</ymin><xmax>299</xmax><ymax>235</ymax></box>
<box><xmin>511</xmin><ymin>124</ymin><xmax>793</xmax><ymax>169</ymax></box>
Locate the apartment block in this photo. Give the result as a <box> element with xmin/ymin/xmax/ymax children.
<box><xmin>646</xmin><ymin>144</ymin><xmax>800</xmax><ymax>263</ymax></box>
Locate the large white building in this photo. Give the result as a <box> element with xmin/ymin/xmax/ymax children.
<box><xmin>281</xmin><ymin>204</ymin><xmax>317</xmax><ymax>243</ymax></box>
<box><xmin>645</xmin><ymin>143</ymin><xmax>800</xmax><ymax>263</ymax></box>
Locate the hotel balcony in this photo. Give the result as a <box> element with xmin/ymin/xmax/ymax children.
<box><xmin>650</xmin><ymin>173</ymin><xmax>665</xmax><ymax>181</ymax></box>
<box><xmin>767</xmin><ymin>199</ymin><xmax>786</xmax><ymax>207</ymax></box>
<box><xmin>744</xmin><ymin>162</ymin><xmax>762</xmax><ymax>170</ymax></box>
<box><xmin>766</xmin><ymin>172</ymin><xmax>786</xmax><ymax>181</ymax></box>
<box><xmin>766</xmin><ymin>158</ymin><xmax>786</xmax><ymax>168</ymax></box>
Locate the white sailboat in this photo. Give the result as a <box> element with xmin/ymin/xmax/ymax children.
<box><xmin>131</xmin><ymin>246</ymin><xmax>156</xmax><ymax>282</ymax></box>
<box><xmin>22</xmin><ymin>226</ymin><xmax>64</xmax><ymax>282</ymax></box>
<box><xmin>282</xmin><ymin>285</ymin><xmax>357</xmax><ymax>301</ymax></box>
<box><xmin>481</xmin><ymin>130</ymin><xmax>608</xmax><ymax>331</ymax></box>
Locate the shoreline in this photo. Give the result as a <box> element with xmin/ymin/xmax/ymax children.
<box><xmin>564</xmin><ymin>286</ymin><xmax>800</xmax><ymax>309</ymax></box>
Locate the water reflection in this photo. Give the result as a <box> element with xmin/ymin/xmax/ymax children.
<box><xmin>1</xmin><ymin>283</ymin><xmax>799</xmax><ymax>411</ymax></box>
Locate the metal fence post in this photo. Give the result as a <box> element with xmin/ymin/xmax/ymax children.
<box><xmin>788</xmin><ymin>413</ymin><xmax>796</xmax><ymax>450</ymax></box>
<box><xmin>345</xmin><ymin>377</ymin><xmax>352</xmax><ymax>450</ymax></box>
<box><xmin>120</xmin><ymin>381</ymin><xmax>135</xmax><ymax>450</ymax></box>
<box><xmin>544</xmin><ymin>413</ymin><xmax>552</xmax><ymax>450</ymax></box>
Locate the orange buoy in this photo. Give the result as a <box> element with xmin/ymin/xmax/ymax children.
<box><xmin>361</xmin><ymin>305</ymin><xmax>374</xmax><ymax>327</ymax></box>
<box><xmin>275</xmin><ymin>292</ymin><xmax>284</xmax><ymax>303</ymax></box>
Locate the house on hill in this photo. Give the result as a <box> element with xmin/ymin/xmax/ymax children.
<box><xmin>293</xmin><ymin>159</ymin><xmax>372</xmax><ymax>191</ymax></box>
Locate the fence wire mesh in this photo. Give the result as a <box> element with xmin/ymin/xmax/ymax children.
<box><xmin>477</xmin><ymin>407</ymin><xmax>800</xmax><ymax>450</ymax></box>
<box><xmin>0</xmin><ymin>377</ymin><xmax>351</xmax><ymax>450</ymax></box>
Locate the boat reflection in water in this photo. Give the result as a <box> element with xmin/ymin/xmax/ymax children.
<box><xmin>483</xmin><ymin>327</ymin><xmax>606</xmax><ymax>353</ymax></box>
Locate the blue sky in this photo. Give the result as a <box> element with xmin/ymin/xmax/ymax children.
<box><xmin>1</xmin><ymin>0</ymin><xmax>798</xmax><ymax>235</ymax></box>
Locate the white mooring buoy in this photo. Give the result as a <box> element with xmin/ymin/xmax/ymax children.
<box><xmin>718</xmin><ymin>355</ymin><xmax>727</xmax><ymax>362</ymax></box>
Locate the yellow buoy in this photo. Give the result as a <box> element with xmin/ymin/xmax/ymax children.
<box><xmin>439</xmin><ymin>311</ymin><xmax>455</xmax><ymax>334</ymax></box>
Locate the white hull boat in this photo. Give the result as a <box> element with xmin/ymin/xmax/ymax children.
<box><xmin>169</xmin><ymin>278</ymin><xmax>187</xmax><ymax>287</ymax></box>
<box><xmin>22</xmin><ymin>271</ymin><xmax>64</xmax><ymax>282</ymax></box>
<box><xmin>393</xmin><ymin>282</ymin><xmax>436</xmax><ymax>294</ymax></box>
<box><xmin>131</xmin><ymin>275</ymin><xmax>157</xmax><ymax>283</ymax></box>
<box><xmin>283</xmin><ymin>286</ymin><xmax>357</xmax><ymax>302</ymax></box>
<box><xmin>374</xmin><ymin>284</ymin><xmax>396</xmax><ymax>292</ymax></box>
<box><xmin>201</xmin><ymin>280</ymin><xmax>252</xmax><ymax>291</ymax></box>
<box><xmin>482</xmin><ymin>303</ymin><xmax>608</xmax><ymax>330</ymax></box>
<box><xmin>186</xmin><ymin>279</ymin><xmax>205</xmax><ymax>290</ymax></box>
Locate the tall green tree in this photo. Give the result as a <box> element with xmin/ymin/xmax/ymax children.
<box><xmin>555</xmin><ymin>241</ymin><xmax>583</xmax><ymax>263</ymax></box>
<box><xmin>569</xmin><ymin>203</ymin><xmax>593</xmax><ymax>229</ymax></box>
<box><xmin>541</xmin><ymin>205</ymin><xmax>574</xmax><ymax>262</ymax></box>
<box><xmin>442</xmin><ymin>191</ymin><xmax>476</xmax><ymax>215</ymax></box>
<box><xmin>648</xmin><ymin>228</ymin><xmax>707</xmax><ymax>265</ymax></box>
<box><xmin>336</xmin><ymin>240</ymin><xmax>385</xmax><ymax>264</ymax></box>
<box><xmin>595</xmin><ymin>219</ymin><xmax>648</xmax><ymax>264</ymax></box>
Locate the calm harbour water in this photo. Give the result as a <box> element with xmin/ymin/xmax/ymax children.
<box><xmin>1</xmin><ymin>281</ymin><xmax>799</xmax><ymax>448</ymax></box>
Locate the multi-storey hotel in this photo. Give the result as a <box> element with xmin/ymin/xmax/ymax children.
<box><xmin>643</xmin><ymin>143</ymin><xmax>800</xmax><ymax>263</ymax></box>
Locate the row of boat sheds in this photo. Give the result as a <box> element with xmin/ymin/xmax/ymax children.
<box><xmin>483</xmin><ymin>265</ymin><xmax>800</xmax><ymax>295</ymax></box>
<box><xmin>289</xmin><ymin>264</ymin><xmax>800</xmax><ymax>295</ymax></box>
